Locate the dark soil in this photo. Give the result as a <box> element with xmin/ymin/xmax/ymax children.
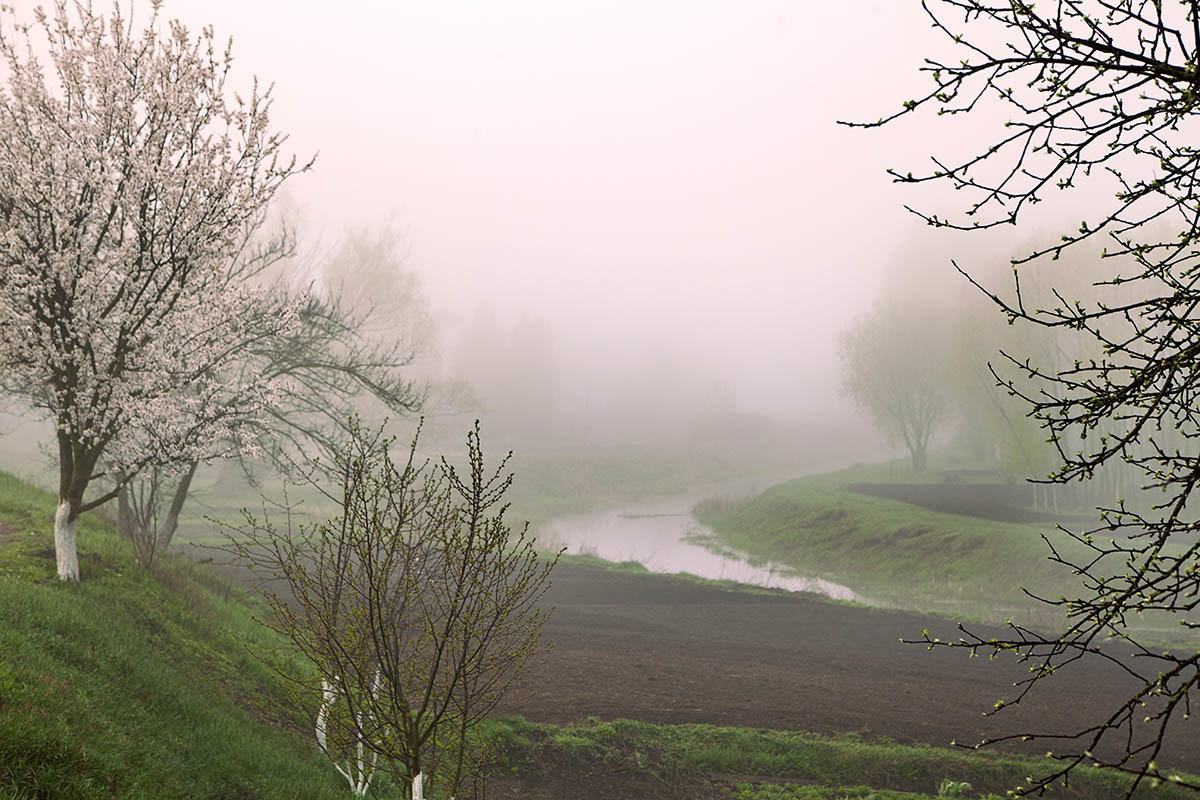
<box><xmin>197</xmin><ymin>543</ymin><xmax>1200</xmax><ymax>795</ymax></box>
<box><xmin>497</xmin><ymin>562</ymin><xmax>1200</xmax><ymax>775</ymax></box>
<box><xmin>847</xmin><ymin>482</ymin><xmax>1095</xmax><ymax>524</ymax></box>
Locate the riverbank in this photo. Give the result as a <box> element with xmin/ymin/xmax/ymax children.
<box><xmin>164</xmin><ymin>439</ymin><xmax>827</xmax><ymax>547</ymax></box>
<box><xmin>692</xmin><ymin>460</ymin><xmax>1200</xmax><ymax>644</ymax></box>
<box><xmin>538</xmin><ymin>484</ymin><xmax>858</xmax><ymax>600</ymax></box>
<box><xmin>692</xmin><ymin>462</ymin><xmax>1107</xmax><ymax>631</ymax></box>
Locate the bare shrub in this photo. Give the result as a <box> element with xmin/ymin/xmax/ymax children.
<box><xmin>227</xmin><ymin>420</ymin><xmax>559</xmax><ymax>797</ymax></box>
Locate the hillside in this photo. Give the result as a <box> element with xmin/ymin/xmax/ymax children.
<box><xmin>0</xmin><ymin>470</ymin><xmax>351</xmax><ymax>800</ymax></box>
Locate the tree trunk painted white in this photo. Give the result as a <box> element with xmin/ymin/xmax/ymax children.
<box><xmin>315</xmin><ymin>675</ymin><xmax>379</xmax><ymax>798</ymax></box>
<box><xmin>315</xmin><ymin>679</ymin><xmax>336</xmax><ymax>754</ymax></box>
<box><xmin>412</xmin><ymin>772</ymin><xmax>425</xmax><ymax>800</ymax></box>
<box><xmin>55</xmin><ymin>499</ymin><xmax>80</xmax><ymax>582</ymax></box>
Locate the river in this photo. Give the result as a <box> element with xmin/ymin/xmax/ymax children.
<box><xmin>538</xmin><ymin>475</ymin><xmax>859</xmax><ymax>602</ymax></box>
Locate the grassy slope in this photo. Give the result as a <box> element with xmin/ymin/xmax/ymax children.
<box><xmin>694</xmin><ymin>458</ymin><xmax>1195</xmax><ymax>643</ymax></box>
<box><xmin>0</xmin><ymin>470</ymin><xmax>352</xmax><ymax>800</ymax></box>
<box><xmin>693</xmin><ymin>461</ymin><xmax>1098</xmax><ymax>628</ymax></box>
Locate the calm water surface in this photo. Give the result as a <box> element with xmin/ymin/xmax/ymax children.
<box><xmin>539</xmin><ymin>477</ymin><xmax>858</xmax><ymax>602</ymax></box>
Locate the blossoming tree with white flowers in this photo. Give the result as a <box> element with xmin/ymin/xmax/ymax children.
<box><xmin>0</xmin><ymin>1</ymin><xmax>310</xmax><ymax>580</ymax></box>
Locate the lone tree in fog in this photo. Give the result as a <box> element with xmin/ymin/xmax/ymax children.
<box><xmin>0</xmin><ymin>2</ymin><xmax>308</xmax><ymax>580</ymax></box>
<box><xmin>839</xmin><ymin>291</ymin><xmax>950</xmax><ymax>473</ymax></box>
<box><xmin>851</xmin><ymin>0</ymin><xmax>1200</xmax><ymax>794</ymax></box>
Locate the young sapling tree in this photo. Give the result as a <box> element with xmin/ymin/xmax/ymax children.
<box><xmin>227</xmin><ymin>420</ymin><xmax>559</xmax><ymax>798</ymax></box>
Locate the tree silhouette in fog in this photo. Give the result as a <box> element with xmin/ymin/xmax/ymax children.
<box><xmin>839</xmin><ymin>287</ymin><xmax>951</xmax><ymax>473</ymax></box>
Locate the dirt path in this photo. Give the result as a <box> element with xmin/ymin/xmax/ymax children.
<box><xmin>498</xmin><ymin>562</ymin><xmax>1200</xmax><ymax>774</ymax></box>
<box><xmin>846</xmin><ymin>482</ymin><xmax>1095</xmax><ymax>525</ymax></box>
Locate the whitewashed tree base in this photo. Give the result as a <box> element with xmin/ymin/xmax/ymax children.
<box><xmin>54</xmin><ymin>500</ymin><xmax>79</xmax><ymax>582</ymax></box>
<box><xmin>315</xmin><ymin>675</ymin><xmax>379</xmax><ymax>797</ymax></box>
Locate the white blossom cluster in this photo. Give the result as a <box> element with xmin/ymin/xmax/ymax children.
<box><xmin>0</xmin><ymin>1</ymin><xmax>309</xmax><ymax>479</ymax></box>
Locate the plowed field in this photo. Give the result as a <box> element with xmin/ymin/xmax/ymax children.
<box><xmin>498</xmin><ymin>562</ymin><xmax>1199</xmax><ymax>775</ymax></box>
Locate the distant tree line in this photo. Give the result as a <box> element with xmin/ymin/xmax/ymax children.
<box><xmin>839</xmin><ymin>240</ymin><xmax>1143</xmax><ymax>511</ymax></box>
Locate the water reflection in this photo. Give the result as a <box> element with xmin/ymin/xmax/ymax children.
<box><xmin>539</xmin><ymin>492</ymin><xmax>858</xmax><ymax>602</ymax></box>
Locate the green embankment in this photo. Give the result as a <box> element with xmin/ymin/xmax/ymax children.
<box><xmin>0</xmin><ymin>470</ymin><xmax>354</xmax><ymax>800</ymax></box>
<box><xmin>693</xmin><ymin>462</ymin><xmax>1100</xmax><ymax>629</ymax></box>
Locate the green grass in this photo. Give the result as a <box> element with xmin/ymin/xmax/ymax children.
<box><xmin>693</xmin><ymin>457</ymin><xmax>1196</xmax><ymax>641</ymax></box>
<box><xmin>0</xmin><ymin>470</ymin><xmax>381</xmax><ymax>800</ymax></box>
<box><xmin>692</xmin><ymin>461</ymin><xmax>1101</xmax><ymax>630</ymax></box>
<box><xmin>483</xmin><ymin>716</ymin><xmax>1194</xmax><ymax>799</ymax></box>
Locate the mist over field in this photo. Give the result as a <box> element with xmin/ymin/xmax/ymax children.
<box><xmin>8</xmin><ymin>3</ymin><xmax>1200</xmax><ymax>798</ymax></box>
<box><xmin>0</xmin><ymin>0</ymin><xmax>1043</xmax><ymax>457</ymax></box>
<box><xmin>0</xmin><ymin>0</ymin><xmax>1141</xmax><ymax>584</ymax></box>
<box><xmin>0</xmin><ymin>0</ymin><xmax>1100</xmax><ymax>464</ymax></box>
<box><xmin>0</xmin><ymin>0</ymin><xmax>1120</xmax><ymax>531</ymax></box>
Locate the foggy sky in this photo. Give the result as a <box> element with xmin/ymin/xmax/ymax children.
<box><xmin>10</xmin><ymin>0</ymin><xmax>1071</xmax><ymax>434</ymax></box>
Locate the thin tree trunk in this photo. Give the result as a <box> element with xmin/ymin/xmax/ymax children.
<box><xmin>160</xmin><ymin>460</ymin><xmax>198</xmax><ymax>553</ymax></box>
<box><xmin>452</xmin><ymin>713</ymin><xmax>468</xmax><ymax>798</ymax></box>
<box><xmin>55</xmin><ymin>498</ymin><xmax>80</xmax><ymax>581</ymax></box>
<box><xmin>117</xmin><ymin>477</ymin><xmax>134</xmax><ymax>538</ymax></box>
